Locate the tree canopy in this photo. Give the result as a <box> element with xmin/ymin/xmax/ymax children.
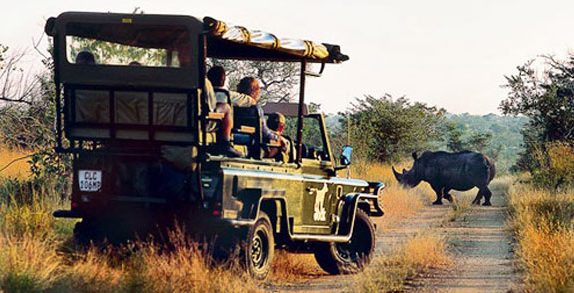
<box><xmin>500</xmin><ymin>54</ymin><xmax>574</xmax><ymax>188</ymax></box>
<box><xmin>341</xmin><ymin>94</ymin><xmax>446</xmax><ymax>162</ymax></box>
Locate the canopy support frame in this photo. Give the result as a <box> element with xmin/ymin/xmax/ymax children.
<box><xmin>296</xmin><ymin>60</ymin><xmax>307</xmax><ymax>165</ymax></box>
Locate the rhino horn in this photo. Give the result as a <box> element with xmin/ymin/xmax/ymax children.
<box><xmin>392</xmin><ymin>166</ymin><xmax>402</xmax><ymax>182</ymax></box>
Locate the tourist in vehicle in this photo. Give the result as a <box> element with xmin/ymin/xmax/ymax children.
<box><xmin>265</xmin><ymin>112</ymin><xmax>291</xmax><ymax>161</ymax></box>
<box><xmin>236</xmin><ymin>77</ymin><xmax>288</xmax><ymax>148</ymax></box>
<box><xmin>75</xmin><ymin>50</ymin><xmax>95</xmax><ymax>64</ymax></box>
<box><xmin>207</xmin><ymin>66</ymin><xmax>256</xmax><ymax>107</ymax></box>
<box><xmin>204</xmin><ymin>78</ymin><xmax>243</xmax><ymax>158</ymax></box>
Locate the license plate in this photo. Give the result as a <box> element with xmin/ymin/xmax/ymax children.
<box><xmin>78</xmin><ymin>170</ymin><xmax>102</xmax><ymax>192</ymax></box>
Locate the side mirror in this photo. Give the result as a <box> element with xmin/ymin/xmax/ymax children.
<box><xmin>340</xmin><ymin>145</ymin><xmax>353</xmax><ymax>166</ymax></box>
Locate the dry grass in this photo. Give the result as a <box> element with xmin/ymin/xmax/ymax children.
<box><xmin>0</xmin><ymin>233</ymin><xmax>260</xmax><ymax>293</ymax></box>
<box><xmin>0</xmin><ymin>184</ymin><xmax>259</xmax><ymax>293</ymax></box>
<box><xmin>447</xmin><ymin>190</ymin><xmax>474</xmax><ymax>222</ymax></box>
<box><xmin>0</xmin><ymin>235</ymin><xmax>62</xmax><ymax>292</ymax></box>
<box><xmin>352</xmin><ymin>233</ymin><xmax>452</xmax><ymax>293</ymax></box>
<box><xmin>508</xmin><ymin>184</ymin><xmax>574</xmax><ymax>292</ymax></box>
<box><xmin>0</xmin><ymin>146</ymin><xmax>31</xmax><ymax>179</ymax></box>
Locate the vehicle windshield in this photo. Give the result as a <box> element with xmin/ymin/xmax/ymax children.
<box><xmin>65</xmin><ymin>22</ymin><xmax>191</xmax><ymax>68</ymax></box>
<box><xmin>283</xmin><ymin>116</ymin><xmax>330</xmax><ymax>161</ymax></box>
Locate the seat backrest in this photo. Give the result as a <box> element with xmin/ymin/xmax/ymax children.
<box><xmin>233</xmin><ymin>106</ymin><xmax>262</xmax><ymax>159</ymax></box>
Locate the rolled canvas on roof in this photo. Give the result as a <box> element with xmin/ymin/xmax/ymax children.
<box><xmin>204</xmin><ymin>17</ymin><xmax>331</xmax><ymax>60</ymax></box>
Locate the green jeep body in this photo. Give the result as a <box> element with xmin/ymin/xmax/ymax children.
<box><xmin>46</xmin><ymin>12</ymin><xmax>384</xmax><ymax>279</ymax></box>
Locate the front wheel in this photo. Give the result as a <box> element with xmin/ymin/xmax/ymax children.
<box><xmin>314</xmin><ymin>209</ymin><xmax>375</xmax><ymax>274</ymax></box>
<box><xmin>243</xmin><ymin>212</ymin><xmax>275</xmax><ymax>280</ymax></box>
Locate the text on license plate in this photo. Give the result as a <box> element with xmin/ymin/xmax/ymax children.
<box><xmin>78</xmin><ymin>170</ymin><xmax>102</xmax><ymax>192</ymax></box>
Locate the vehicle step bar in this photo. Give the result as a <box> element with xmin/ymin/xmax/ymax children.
<box><xmin>53</xmin><ymin>209</ymin><xmax>82</xmax><ymax>218</ymax></box>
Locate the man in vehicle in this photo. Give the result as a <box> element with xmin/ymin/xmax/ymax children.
<box><xmin>206</xmin><ymin>66</ymin><xmax>258</xmax><ymax>158</ymax></box>
<box><xmin>236</xmin><ymin>77</ymin><xmax>288</xmax><ymax>148</ymax></box>
<box><xmin>204</xmin><ymin>77</ymin><xmax>243</xmax><ymax>158</ymax></box>
<box><xmin>207</xmin><ymin>66</ymin><xmax>255</xmax><ymax>107</ymax></box>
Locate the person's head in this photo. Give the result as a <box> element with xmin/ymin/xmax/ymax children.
<box><xmin>207</xmin><ymin>66</ymin><xmax>226</xmax><ymax>87</ymax></box>
<box><xmin>267</xmin><ymin>112</ymin><xmax>286</xmax><ymax>134</ymax></box>
<box><xmin>75</xmin><ymin>50</ymin><xmax>95</xmax><ymax>64</ymax></box>
<box><xmin>237</xmin><ymin>77</ymin><xmax>260</xmax><ymax>100</ymax></box>
<box><xmin>129</xmin><ymin>61</ymin><xmax>142</xmax><ymax>66</ymax></box>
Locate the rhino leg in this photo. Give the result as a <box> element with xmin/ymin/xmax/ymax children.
<box><xmin>443</xmin><ymin>189</ymin><xmax>454</xmax><ymax>203</ymax></box>
<box><xmin>481</xmin><ymin>187</ymin><xmax>492</xmax><ymax>206</ymax></box>
<box><xmin>432</xmin><ymin>186</ymin><xmax>444</xmax><ymax>205</ymax></box>
<box><xmin>471</xmin><ymin>191</ymin><xmax>482</xmax><ymax>205</ymax></box>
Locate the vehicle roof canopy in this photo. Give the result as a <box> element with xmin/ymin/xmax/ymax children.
<box><xmin>203</xmin><ymin>17</ymin><xmax>349</xmax><ymax>64</ymax></box>
<box><xmin>46</xmin><ymin>12</ymin><xmax>349</xmax><ymax>65</ymax></box>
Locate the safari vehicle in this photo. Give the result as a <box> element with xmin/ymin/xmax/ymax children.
<box><xmin>45</xmin><ymin>12</ymin><xmax>385</xmax><ymax>279</ymax></box>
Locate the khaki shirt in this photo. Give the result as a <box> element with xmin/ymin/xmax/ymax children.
<box><xmin>214</xmin><ymin>86</ymin><xmax>256</xmax><ymax>107</ymax></box>
<box><xmin>204</xmin><ymin>79</ymin><xmax>217</xmax><ymax>112</ymax></box>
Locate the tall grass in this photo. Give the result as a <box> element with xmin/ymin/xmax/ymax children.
<box><xmin>0</xmin><ymin>166</ymin><xmax>258</xmax><ymax>292</ymax></box>
<box><xmin>508</xmin><ymin>185</ymin><xmax>574</xmax><ymax>292</ymax></box>
<box><xmin>0</xmin><ymin>211</ymin><xmax>260</xmax><ymax>293</ymax></box>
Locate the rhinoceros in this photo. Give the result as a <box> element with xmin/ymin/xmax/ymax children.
<box><xmin>392</xmin><ymin>151</ymin><xmax>496</xmax><ymax>206</ymax></box>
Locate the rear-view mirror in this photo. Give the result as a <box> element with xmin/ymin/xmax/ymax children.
<box><xmin>340</xmin><ymin>145</ymin><xmax>353</xmax><ymax>166</ymax></box>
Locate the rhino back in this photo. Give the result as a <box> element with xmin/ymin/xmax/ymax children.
<box><xmin>418</xmin><ymin>151</ymin><xmax>491</xmax><ymax>190</ymax></box>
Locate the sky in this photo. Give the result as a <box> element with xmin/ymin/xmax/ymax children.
<box><xmin>3</xmin><ymin>0</ymin><xmax>574</xmax><ymax>114</ymax></box>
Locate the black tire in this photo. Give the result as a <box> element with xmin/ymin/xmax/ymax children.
<box><xmin>314</xmin><ymin>209</ymin><xmax>375</xmax><ymax>274</ymax></box>
<box><xmin>73</xmin><ymin>217</ymin><xmax>129</xmax><ymax>245</ymax></box>
<box><xmin>73</xmin><ymin>218</ymin><xmax>108</xmax><ymax>245</ymax></box>
<box><xmin>243</xmin><ymin>212</ymin><xmax>275</xmax><ymax>280</ymax></box>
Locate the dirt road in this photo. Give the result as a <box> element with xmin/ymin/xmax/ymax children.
<box><xmin>409</xmin><ymin>191</ymin><xmax>519</xmax><ymax>292</ymax></box>
<box><xmin>269</xmin><ymin>182</ymin><xmax>519</xmax><ymax>292</ymax></box>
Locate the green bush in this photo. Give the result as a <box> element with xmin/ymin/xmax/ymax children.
<box><xmin>531</xmin><ymin>142</ymin><xmax>574</xmax><ymax>190</ymax></box>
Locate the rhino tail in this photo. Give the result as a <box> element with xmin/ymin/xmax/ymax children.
<box><xmin>484</xmin><ymin>155</ymin><xmax>496</xmax><ymax>183</ymax></box>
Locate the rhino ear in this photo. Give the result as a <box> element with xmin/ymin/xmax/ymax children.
<box><xmin>392</xmin><ymin>166</ymin><xmax>402</xmax><ymax>182</ymax></box>
<box><xmin>412</xmin><ymin>151</ymin><xmax>418</xmax><ymax>160</ymax></box>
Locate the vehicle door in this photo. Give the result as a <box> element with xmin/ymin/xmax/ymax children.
<box><xmin>297</xmin><ymin>114</ymin><xmax>339</xmax><ymax>235</ymax></box>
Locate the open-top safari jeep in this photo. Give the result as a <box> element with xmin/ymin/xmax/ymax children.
<box><xmin>45</xmin><ymin>12</ymin><xmax>384</xmax><ymax>279</ymax></box>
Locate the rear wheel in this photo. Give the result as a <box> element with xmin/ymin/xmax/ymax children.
<box><xmin>243</xmin><ymin>212</ymin><xmax>275</xmax><ymax>280</ymax></box>
<box><xmin>314</xmin><ymin>209</ymin><xmax>375</xmax><ymax>274</ymax></box>
<box><xmin>73</xmin><ymin>218</ymin><xmax>107</xmax><ymax>245</ymax></box>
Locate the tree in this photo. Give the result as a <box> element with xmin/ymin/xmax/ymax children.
<box><xmin>445</xmin><ymin>122</ymin><xmax>465</xmax><ymax>152</ymax></box>
<box><xmin>0</xmin><ymin>44</ymin><xmax>54</xmax><ymax>148</ymax></box>
<box><xmin>501</xmin><ymin>54</ymin><xmax>574</xmax><ymax>187</ymax></box>
<box><xmin>500</xmin><ymin>57</ymin><xmax>574</xmax><ymax>143</ymax></box>
<box><xmin>210</xmin><ymin>59</ymin><xmax>299</xmax><ymax>103</ymax></box>
<box><xmin>341</xmin><ymin>94</ymin><xmax>446</xmax><ymax>162</ymax></box>
<box><xmin>466</xmin><ymin>132</ymin><xmax>492</xmax><ymax>153</ymax></box>
<box><xmin>0</xmin><ymin>45</ymin><xmax>40</xmax><ymax>105</ymax></box>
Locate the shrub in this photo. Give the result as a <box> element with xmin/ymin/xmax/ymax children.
<box><xmin>531</xmin><ymin>142</ymin><xmax>574</xmax><ymax>189</ymax></box>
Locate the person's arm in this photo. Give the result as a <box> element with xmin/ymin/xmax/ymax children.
<box><xmin>258</xmin><ymin>106</ymin><xmax>279</xmax><ymax>141</ymax></box>
<box><xmin>230</xmin><ymin>91</ymin><xmax>256</xmax><ymax>107</ymax></box>
<box><xmin>204</xmin><ymin>79</ymin><xmax>217</xmax><ymax>112</ymax></box>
